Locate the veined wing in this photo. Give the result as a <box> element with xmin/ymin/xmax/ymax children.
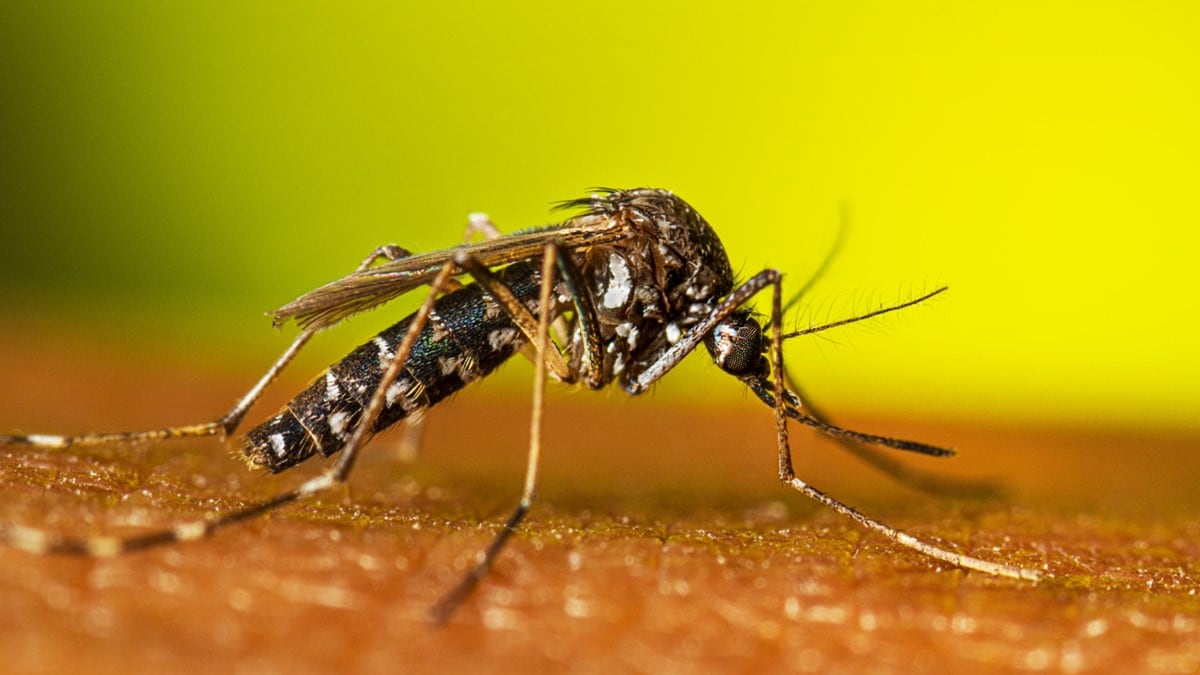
<box><xmin>271</xmin><ymin>214</ymin><xmax>630</xmax><ymax>329</ymax></box>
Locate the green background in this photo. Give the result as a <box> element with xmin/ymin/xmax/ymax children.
<box><xmin>2</xmin><ymin>2</ymin><xmax>1197</xmax><ymax>431</ymax></box>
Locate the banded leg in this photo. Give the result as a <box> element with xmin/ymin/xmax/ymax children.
<box><xmin>0</xmin><ymin>259</ymin><xmax>462</xmax><ymax>558</ymax></box>
<box><xmin>0</xmin><ymin>244</ymin><xmax>423</xmax><ymax>451</ymax></box>
<box><xmin>626</xmin><ymin>270</ymin><xmax>1041</xmax><ymax>580</ymax></box>
<box><xmin>423</xmin><ymin>242</ymin><xmax>601</xmax><ymax>618</ymax></box>
<box><xmin>3</xmin><ymin>246</ymin><xmax>574</xmax><ymax>623</ymax></box>
<box><xmin>0</xmin><ymin>323</ymin><xmax>321</xmax><ymax>452</ymax></box>
<box><xmin>428</xmin><ymin>243</ymin><xmax>560</xmax><ymax>623</ymax></box>
<box><xmin>759</xmin><ymin>273</ymin><xmax>1042</xmax><ymax>581</ymax></box>
<box><xmin>220</xmin><ymin>242</ymin><xmax>428</xmax><ymax>439</ymax></box>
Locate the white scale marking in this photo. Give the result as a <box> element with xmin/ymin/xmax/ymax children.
<box><xmin>173</xmin><ymin>521</ymin><xmax>207</xmax><ymax>542</ymax></box>
<box><xmin>298</xmin><ymin>473</ymin><xmax>336</xmax><ymax>497</ymax></box>
<box><xmin>602</xmin><ymin>253</ymin><xmax>632</xmax><ymax>309</ymax></box>
<box><xmin>428</xmin><ymin>311</ymin><xmax>450</xmax><ymax>342</ymax></box>
<box><xmin>482</xmin><ymin>296</ymin><xmax>503</xmax><ymax>320</ymax></box>
<box><xmin>328</xmin><ymin>412</ymin><xmax>349</xmax><ymax>438</ymax></box>
<box><xmin>438</xmin><ymin>356</ymin><xmax>461</xmax><ymax>376</ymax></box>
<box><xmin>269</xmin><ymin>433</ymin><xmax>287</xmax><ymax>458</ymax></box>
<box><xmin>665</xmin><ymin>323</ymin><xmax>682</xmax><ymax>344</ymax></box>
<box><xmin>438</xmin><ymin>355</ymin><xmax>477</xmax><ymax>381</ymax></box>
<box><xmin>27</xmin><ymin>434</ymin><xmax>67</xmax><ymax>448</ymax></box>
<box><xmin>373</xmin><ymin>336</ymin><xmax>393</xmax><ymax>361</ymax></box>
<box><xmin>325</xmin><ymin>372</ymin><xmax>340</xmax><ymax>400</ymax></box>
<box><xmin>487</xmin><ymin>328</ymin><xmax>518</xmax><ymax>351</ymax></box>
<box><xmin>8</xmin><ymin>525</ymin><xmax>50</xmax><ymax>553</ymax></box>
<box><xmin>386</xmin><ymin>379</ymin><xmax>410</xmax><ymax>408</ymax></box>
<box><xmin>400</xmin><ymin>395</ymin><xmax>423</xmax><ymax>414</ymax></box>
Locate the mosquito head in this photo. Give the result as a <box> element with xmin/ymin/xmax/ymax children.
<box><xmin>704</xmin><ymin>310</ymin><xmax>768</xmax><ymax>378</ymax></box>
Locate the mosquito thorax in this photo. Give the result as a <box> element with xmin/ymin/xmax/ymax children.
<box><xmin>572</xmin><ymin>189</ymin><xmax>736</xmax><ymax>381</ymax></box>
<box><xmin>704</xmin><ymin>310</ymin><xmax>767</xmax><ymax>377</ymax></box>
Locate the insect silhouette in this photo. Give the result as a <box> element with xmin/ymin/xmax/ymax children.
<box><xmin>0</xmin><ymin>188</ymin><xmax>1041</xmax><ymax>622</ymax></box>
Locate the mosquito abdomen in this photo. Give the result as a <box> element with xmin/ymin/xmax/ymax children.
<box><xmin>241</xmin><ymin>262</ymin><xmax>543</xmax><ymax>472</ymax></box>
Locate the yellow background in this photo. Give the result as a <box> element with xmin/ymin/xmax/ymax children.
<box><xmin>1</xmin><ymin>2</ymin><xmax>1196</xmax><ymax>431</ymax></box>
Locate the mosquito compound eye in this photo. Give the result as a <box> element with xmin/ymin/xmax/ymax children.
<box><xmin>704</xmin><ymin>313</ymin><xmax>765</xmax><ymax>376</ymax></box>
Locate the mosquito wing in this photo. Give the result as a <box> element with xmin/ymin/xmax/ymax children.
<box><xmin>270</xmin><ymin>214</ymin><xmax>630</xmax><ymax>330</ymax></box>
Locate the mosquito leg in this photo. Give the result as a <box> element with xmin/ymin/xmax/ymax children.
<box><xmin>429</xmin><ymin>243</ymin><xmax>559</xmax><ymax>624</ymax></box>
<box><xmin>766</xmin><ymin>271</ymin><xmax>796</xmax><ymax>480</ymax></box>
<box><xmin>0</xmin><ymin>326</ymin><xmax>316</xmax><ymax>451</ymax></box>
<box><xmin>0</xmin><ymin>243</ymin><xmax>430</xmax><ymax>450</ymax></box>
<box><xmin>624</xmin><ymin>270</ymin><xmax>957</xmax><ymax>456</ymax></box>
<box><xmin>0</xmin><ymin>422</ymin><xmax>225</xmax><ymax>451</ymax></box>
<box><xmin>621</xmin><ymin>267</ymin><xmax>958</xmax><ymax>456</ymax></box>
<box><xmin>458</xmin><ymin>245</ymin><xmax>604</xmax><ymax>386</ymax></box>
<box><xmin>463</xmin><ymin>210</ymin><xmax>580</xmax><ymax>379</ymax></box>
<box><xmin>624</xmin><ymin>270</ymin><xmax>780</xmax><ymax>393</ymax></box>
<box><xmin>218</xmin><ymin>327</ymin><xmax>317</xmax><ymax>436</ymax></box>
<box><xmin>356</xmin><ymin>243</ymin><xmax>453</xmax><ymax>463</ymax></box>
<box><xmin>296</xmin><ymin>245</ymin><xmax>568</xmax><ymax>622</ymax></box>
<box><xmin>760</xmin><ymin>273</ymin><xmax>1042</xmax><ymax>581</ymax></box>
<box><xmin>624</xmin><ymin>267</ymin><xmax>1040</xmax><ymax>580</ymax></box>
<box><xmin>775</xmin><ymin>444</ymin><xmax>1042</xmax><ymax>578</ymax></box>
<box><xmin>551</xmin><ymin>247</ymin><xmax>605</xmax><ymax>388</ymax></box>
<box><xmin>460</xmin><ymin>214</ymin><xmax>588</xmax><ymax>381</ymax></box>
<box><xmin>777</xmin><ymin>469</ymin><xmax>1043</xmax><ymax>579</ymax></box>
<box><xmin>459</xmin><ymin>204</ymin><xmax>597</xmax><ymax>384</ymax></box>
<box><xmin>0</xmin><ymin>260</ymin><xmax>463</xmax><ymax>559</ymax></box>
<box><xmin>454</xmin><ymin>252</ymin><xmax>574</xmax><ymax>382</ymax></box>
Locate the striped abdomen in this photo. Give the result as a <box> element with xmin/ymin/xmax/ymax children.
<box><xmin>242</xmin><ymin>262</ymin><xmax>546</xmax><ymax>473</ymax></box>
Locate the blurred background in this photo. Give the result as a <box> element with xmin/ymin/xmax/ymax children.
<box><xmin>1</xmin><ymin>2</ymin><xmax>1197</xmax><ymax>433</ymax></box>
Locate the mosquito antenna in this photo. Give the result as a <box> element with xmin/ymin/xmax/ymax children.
<box><xmin>782</xmin><ymin>286</ymin><xmax>947</xmax><ymax>340</ymax></box>
<box><xmin>782</xmin><ymin>201</ymin><xmax>850</xmax><ymax>314</ymax></box>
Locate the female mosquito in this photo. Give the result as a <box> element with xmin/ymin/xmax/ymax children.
<box><xmin>0</xmin><ymin>188</ymin><xmax>1041</xmax><ymax>623</ymax></box>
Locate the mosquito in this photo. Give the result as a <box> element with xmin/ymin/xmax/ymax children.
<box><xmin>0</xmin><ymin>188</ymin><xmax>1042</xmax><ymax>623</ymax></box>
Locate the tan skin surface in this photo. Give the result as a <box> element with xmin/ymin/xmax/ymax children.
<box><xmin>1</xmin><ymin>337</ymin><xmax>1198</xmax><ymax>674</ymax></box>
